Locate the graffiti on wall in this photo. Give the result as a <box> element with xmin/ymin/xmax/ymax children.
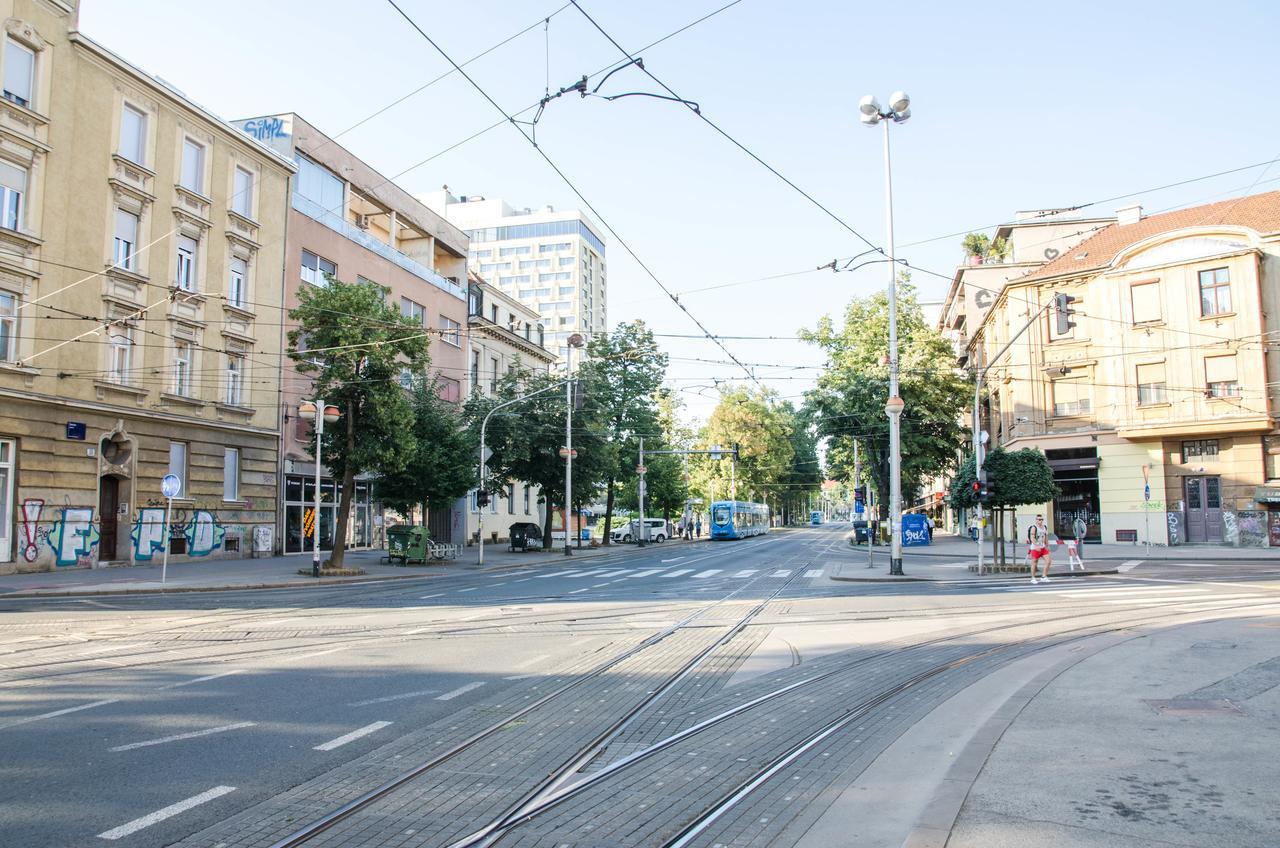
<box><xmin>131</xmin><ymin>508</ymin><xmax>167</xmax><ymax>561</ymax></box>
<box><xmin>19</xmin><ymin>498</ymin><xmax>44</xmax><ymax>563</ymax></box>
<box><xmin>184</xmin><ymin>510</ymin><xmax>226</xmax><ymax>556</ymax></box>
<box><xmin>47</xmin><ymin>508</ymin><xmax>100</xmax><ymax>566</ymax></box>
<box><xmin>1166</xmin><ymin>511</ymin><xmax>1182</xmax><ymax>546</ymax></box>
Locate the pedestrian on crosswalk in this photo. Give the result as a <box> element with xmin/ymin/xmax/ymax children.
<box><xmin>695</xmin><ymin>515</ymin><xmax>702</xmax><ymax>537</ymax></box>
<box><xmin>1027</xmin><ymin>514</ymin><xmax>1053</xmax><ymax>584</ymax></box>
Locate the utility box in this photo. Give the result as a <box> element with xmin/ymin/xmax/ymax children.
<box><xmin>387</xmin><ymin>525</ymin><xmax>429</xmax><ymax>564</ymax></box>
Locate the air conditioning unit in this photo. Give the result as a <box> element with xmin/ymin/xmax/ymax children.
<box><xmin>355</xmin><ymin>214</ymin><xmax>372</xmax><ymax>230</ymax></box>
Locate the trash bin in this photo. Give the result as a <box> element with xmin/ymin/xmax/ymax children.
<box><xmin>850</xmin><ymin>520</ymin><xmax>871</xmax><ymax>544</ymax></box>
<box><xmin>387</xmin><ymin>525</ymin><xmax>429</xmax><ymax>564</ymax></box>
<box><xmin>509</xmin><ymin>522</ymin><xmax>543</xmax><ymax>552</ymax></box>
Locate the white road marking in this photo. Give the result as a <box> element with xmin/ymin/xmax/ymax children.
<box><xmin>1101</xmin><ymin>593</ymin><xmax>1222</xmax><ymax>604</ymax></box>
<box><xmin>419</xmin><ymin>592</ymin><xmax>446</xmax><ymax>599</ymax></box>
<box><xmin>629</xmin><ymin>569</ymin><xmax>663</xmax><ymax>578</ymax></box>
<box><xmin>1044</xmin><ymin>586</ymin><xmax>1208</xmax><ymax>595</ymax></box>
<box><xmin>573</xmin><ymin>569</ymin><xmax>607</xmax><ymax>577</ymax></box>
<box><xmin>694</xmin><ymin>569</ymin><xmax>721</xmax><ymax>578</ymax></box>
<box><xmin>313</xmin><ymin>721</ymin><xmax>392</xmax><ymax>751</ymax></box>
<box><xmin>514</xmin><ymin>654</ymin><xmax>550</xmax><ymax>669</ymax></box>
<box><xmin>805</xmin><ymin>569</ymin><xmax>823</xmax><ymax>578</ymax></box>
<box><xmin>661</xmin><ymin>557</ymin><xmax>685</xmax><ymax>563</ymax></box>
<box><xmin>458</xmin><ymin>587</ymin><xmax>477</xmax><ymax>593</ymax></box>
<box><xmin>0</xmin><ymin>699</ymin><xmax>120</xmax><ymax>730</ymax></box>
<box><xmin>97</xmin><ymin>785</ymin><xmax>236</xmax><ymax>840</ymax></box>
<box><xmin>110</xmin><ymin>722</ymin><xmax>256</xmax><ymax>752</ymax></box>
<box><xmin>158</xmin><ymin>669</ymin><xmax>245</xmax><ymax>690</ymax></box>
<box><xmin>1119</xmin><ymin>560</ymin><xmax>1143</xmax><ymax>572</ymax></box>
<box><xmin>568</xmin><ymin>587</ymin><xmax>590</xmax><ymax>594</ymax></box>
<box><xmin>1172</xmin><ymin>594</ymin><xmax>1272</xmax><ymax>609</ymax></box>
<box><xmin>536</xmin><ymin>570</ymin><xmax>581</xmax><ymax>578</ymax></box>
<box><xmin>771</xmin><ymin>569</ymin><xmax>790</xmax><ymax>577</ymax></box>
<box><xmin>594</xmin><ymin>569</ymin><xmax>629</xmax><ymax>577</ymax></box>
<box><xmin>347</xmin><ymin>690</ymin><xmax>438</xmax><ymax>707</ymax></box>
<box><xmin>592</xmin><ymin>583</ymin><xmax>611</xmax><ymax>588</ymax></box>
<box><xmin>435</xmin><ymin>681</ymin><xmax>485</xmax><ymax>701</ymax></box>
<box><xmin>662</xmin><ymin>569</ymin><xmax>692</xmax><ymax>577</ymax></box>
<box><xmin>79</xmin><ymin>643</ymin><xmax>144</xmax><ymax>657</ymax></box>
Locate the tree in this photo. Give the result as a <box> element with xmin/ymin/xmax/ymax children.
<box><xmin>949</xmin><ymin>448</ymin><xmax>1058</xmax><ymax>510</ymax></box>
<box><xmin>579</xmin><ymin>321</ymin><xmax>668</xmax><ymax>544</ymax></box>
<box><xmin>465</xmin><ymin>368</ymin><xmax>613</xmax><ymax>545</ymax></box>
<box><xmin>690</xmin><ymin>386</ymin><xmax>795</xmax><ymax>506</ymax></box>
<box><xmin>802</xmin><ymin>277</ymin><xmax>971</xmax><ymax>513</ymax></box>
<box><xmin>783</xmin><ymin>402</ymin><xmax>824</xmax><ymax>524</ymax></box>
<box><xmin>289</xmin><ymin>276</ymin><xmax>430</xmax><ymax>568</ymax></box>
<box><xmin>376</xmin><ymin>379</ymin><xmax>476</xmax><ymax>526</ymax></box>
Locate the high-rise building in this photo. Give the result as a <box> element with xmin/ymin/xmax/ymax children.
<box><xmin>421</xmin><ymin>191</ymin><xmax>607</xmax><ymax>362</ymax></box>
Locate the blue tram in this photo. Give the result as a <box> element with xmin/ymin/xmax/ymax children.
<box><xmin>710</xmin><ymin>500</ymin><xmax>770</xmax><ymax>540</ymax></box>
<box><xmin>810</xmin><ymin>510</ymin><xmax>823</xmax><ymax>525</ymax></box>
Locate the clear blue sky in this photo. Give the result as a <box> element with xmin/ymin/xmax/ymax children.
<box><xmin>81</xmin><ymin>0</ymin><xmax>1280</xmax><ymax>421</ymax></box>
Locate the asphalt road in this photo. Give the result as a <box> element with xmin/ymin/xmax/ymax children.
<box><xmin>1</xmin><ymin>525</ymin><xmax>1277</xmax><ymax>847</ymax></box>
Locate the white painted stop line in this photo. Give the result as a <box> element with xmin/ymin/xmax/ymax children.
<box><xmin>313</xmin><ymin>721</ymin><xmax>392</xmax><ymax>751</ymax></box>
<box><xmin>97</xmin><ymin>785</ymin><xmax>236</xmax><ymax>840</ymax></box>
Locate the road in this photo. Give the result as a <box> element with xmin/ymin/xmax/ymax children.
<box><xmin>1</xmin><ymin>525</ymin><xmax>1277</xmax><ymax>847</ymax></box>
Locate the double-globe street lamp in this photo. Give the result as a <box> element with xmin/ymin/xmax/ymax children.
<box><xmin>298</xmin><ymin>400</ymin><xmax>340</xmax><ymax>578</ymax></box>
<box><xmin>859</xmin><ymin>90</ymin><xmax>910</xmax><ymax>576</ymax></box>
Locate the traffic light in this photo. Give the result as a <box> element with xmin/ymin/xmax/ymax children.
<box><xmin>732</xmin><ymin>442</ymin><xmax>740</xmax><ymax>460</ymax></box>
<box><xmin>476</xmin><ymin>489</ymin><xmax>490</xmax><ymax>508</ymax></box>
<box><xmin>1053</xmin><ymin>292</ymin><xmax>1076</xmax><ymax>336</ymax></box>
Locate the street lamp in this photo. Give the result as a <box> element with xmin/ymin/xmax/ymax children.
<box><xmin>563</xmin><ymin>333</ymin><xmax>585</xmax><ymax>556</ymax></box>
<box><xmin>860</xmin><ymin>90</ymin><xmax>910</xmax><ymax>576</ymax></box>
<box><xmin>298</xmin><ymin>400</ymin><xmax>340</xmax><ymax>578</ymax></box>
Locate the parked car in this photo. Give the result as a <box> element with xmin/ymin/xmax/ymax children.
<box><xmin>611</xmin><ymin>518</ymin><xmax>668</xmax><ymax>543</ymax></box>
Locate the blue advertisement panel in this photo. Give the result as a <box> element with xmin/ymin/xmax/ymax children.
<box><xmin>901</xmin><ymin>513</ymin><xmax>930</xmax><ymax>546</ymax></box>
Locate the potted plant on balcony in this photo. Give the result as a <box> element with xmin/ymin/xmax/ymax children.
<box><xmin>962</xmin><ymin>232</ymin><xmax>991</xmax><ymax>265</ymax></box>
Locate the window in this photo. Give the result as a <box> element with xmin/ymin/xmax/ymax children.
<box><xmin>507</xmin><ymin>483</ymin><xmax>515</xmax><ymax>514</ymax></box>
<box><xmin>294</xmin><ymin>154</ymin><xmax>344</xmax><ymax>216</ymax></box>
<box><xmin>439</xmin><ymin>316</ymin><xmax>461</xmax><ymax>347</ymax></box>
<box><xmin>108</xmin><ymin>325</ymin><xmax>131</xmax><ymax>383</ymax></box>
<box><xmin>172</xmin><ymin>340</ymin><xmax>192</xmax><ymax>395</ymax></box>
<box><xmin>223</xmin><ymin>448</ymin><xmax>240</xmax><ymax>501</ymax></box>
<box><xmin>0</xmin><ymin>161</ymin><xmax>24</xmax><ymax>231</ymax></box>
<box><xmin>490</xmin><ymin>304</ymin><xmax>499</xmax><ymax>323</ymax></box>
<box><xmin>1130</xmin><ymin>281</ymin><xmax>1161</xmax><ymax>324</ymax></box>
<box><xmin>519</xmin><ymin>258</ymin><xmax>552</xmax><ymax>270</ymax></box>
<box><xmin>3</xmin><ymin>39</ymin><xmax>34</xmax><ymax>108</ymax></box>
<box><xmin>175</xmin><ymin>235</ymin><xmax>197</xmax><ymax>290</ymax></box>
<box><xmin>300</xmin><ymin>249</ymin><xmax>336</xmax><ymax>285</ymax></box>
<box><xmin>539</xmin><ymin>242</ymin><xmax>572</xmax><ymax>253</ymax></box>
<box><xmin>523</xmin><ymin>484</ymin><xmax>530</xmax><ymax>513</ymax></box>
<box><xmin>1136</xmin><ymin>363</ymin><xmax>1166</xmax><ymax>406</ymax></box>
<box><xmin>233</xmin><ymin>166</ymin><xmax>254</xmax><ymax>217</ymax></box>
<box><xmin>1051</xmin><ymin>378</ymin><xmax>1090</xmax><ymax>417</ymax></box>
<box><xmin>469</xmin><ymin>249</ymin><xmax>492</xmax><ymax>260</ymax></box>
<box><xmin>1182</xmin><ymin>439</ymin><xmax>1219</xmax><ymax>463</ymax></box>
<box><xmin>119</xmin><ymin>104</ymin><xmax>146</xmax><ymax>165</ymax></box>
<box><xmin>541</xmin><ymin>272</ymin><xmax>572</xmax><ymax>283</ymax></box>
<box><xmin>226</xmin><ymin>354</ymin><xmax>244</xmax><ymax>405</ymax></box>
<box><xmin>502</xmin><ymin>274</ymin><xmax>532</xmax><ymax>285</ymax></box>
<box><xmin>400</xmin><ymin>297</ymin><xmax>425</xmax><ymax>325</ymax></box>
<box><xmin>490</xmin><ymin>356</ymin><xmax>499</xmax><ymax>394</ymax></box>
<box><xmin>0</xmin><ymin>291</ymin><xmax>16</xmax><ymax>362</ymax></box>
<box><xmin>558</xmin><ymin>285</ymin><xmax>575</xmax><ymax>295</ymax></box>
<box><xmin>180</xmin><ymin>139</ymin><xmax>204</xmax><ymax>193</ymax></box>
<box><xmin>468</xmin><ymin>286</ymin><xmax>483</xmax><ymax>317</ymax></box>
<box><xmin>437</xmin><ymin>376</ymin><xmax>461</xmax><ymax>403</ymax></box>
<box><xmin>168</xmin><ymin>442</ymin><xmax>188</xmax><ymax>498</ymax></box>
<box><xmin>113</xmin><ymin>209</ymin><xmax>139</xmax><ymax>270</ymax></box>
<box><xmin>1205</xmin><ymin>355</ymin><xmax>1239</xmax><ymax>397</ymax></box>
<box><xmin>478</xmin><ymin>262</ymin><xmax>512</xmax><ymax>273</ymax></box>
<box><xmin>471</xmin><ymin>349</ymin><xmax>480</xmax><ymax>388</ymax></box>
<box><xmin>499</xmin><ymin>245</ymin><xmax>531</xmax><ymax>257</ymax></box>
<box><xmin>1199</xmin><ymin>267</ymin><xmax>1231</xmax><ymax>316</ymax></box>
<box><xmin>228</xmin><ymin>257</ymin><xmax>247</xmax><ymax>307</ymax></box>
<box><xmin>559</xmin><ymin>256</ymin><xmax>574</xmax><ymax>267</ymax></box>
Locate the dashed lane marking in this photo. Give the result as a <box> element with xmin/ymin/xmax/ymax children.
<box><xmin>568</xmin><ymin>587</ymin><xmax>590</xmax><ymax>595</ymax></box>
<box><xmin>435</xmin><ymin>681</ymin><xmax>485</xmax><ymax>701</ymax></box>
<box><xmin>347</xmin><ymin>690</ymin><xmax>439</xmax><ymax>707</ymax></box>
<box><xmin>312</xmin><ymin>721</ymin><xmax>392</xmax><ymax>752</ymax></box>
<box><xmin>110</xmin><ymin>722</ymin><xmax>257</xmax><ymax>752</ymax></box>
<box><xmin>158</xmin><ymin>669</ymin><xmax>245</xmax><ymax>690</ymax></box>
<box><xmin>0</xmin><ymin>699</ymin><xmax>121</xmax><ymax>730</ymax></box>
<box><xmin>661</xmin><ymin>557</ymin><xmax>685</xmax><ymax>563</ymax></box>
<box><xmin>419</xmin><ymin>592</ymin><xmax>446</xmax><ymax>599</ymax></box>
<box><xmin>97</xmin><ymin>786</ymin><xmax>236</xmax><ymax>840</ymax></box>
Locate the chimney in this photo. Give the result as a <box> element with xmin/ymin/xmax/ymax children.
<box><xmin>1116</xmin><ymin>203</ymin><xmax>1143</xmax><ymax>225</ymax></box>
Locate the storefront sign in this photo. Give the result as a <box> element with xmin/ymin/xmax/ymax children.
<box><xmin>1255</xmin><ymin>486</ymin><xmax>1280</xmax><ymax>505</ymax></box>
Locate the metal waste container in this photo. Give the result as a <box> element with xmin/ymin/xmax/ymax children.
<box><xmin>509</xmin><ymin>522</ymin><xmax>543</xmax><ymax>552</ymax></box>
<box><xmin>387</xmin><ymin>525</ymin><xmax>429</xmax><ymax>564</ymax></box>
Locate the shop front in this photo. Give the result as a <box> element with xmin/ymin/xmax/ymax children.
<box><xmin>283</xmin><ymin>474</ymin><xmax>377</xmax><ymax>554</ymax></box>
<box><xmin>1046</xmin><ymin>447</ymin><xmax>1101</xmax><ymax>543</ymax></box>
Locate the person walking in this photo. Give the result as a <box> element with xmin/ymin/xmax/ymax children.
<box><xmin>1072</xmin><ymin>516</ymin><xmax>1087</xmax><ymax>560</ymax></box>
<box><xmin>1027</xmin><ymin>514</ymin><xmax>1053</xmax><ymax>584</ymax></box>
<box><xmin>695</xmin><ymin>514</ymin><xmax>702</xmax><ymax>538</ymax></box>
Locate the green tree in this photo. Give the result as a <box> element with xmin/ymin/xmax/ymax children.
<box><xmin>289</xmin><ymin>276</ymin><xmax>430</xmax><ymax>567</ymax></box>
<box><xmin>949</xmin><ymin>448</ymin><xmax>1058</xmax><ymax>510</ymax></box>
<box><xmin>802</xmin><ymin>277</ymin><xmax>971</xmax><ymax>511</ymax></box>
<box><xmin>579</xmin><ymin>321</ymin><xmax>668</xmax><ymax>544</ymax></box>
<box><xmin>376</xmin><ymin>379</ymin><xmax>476</xmax><ymax>524</ymax></box>
<box><xmin>690</xmin><ymin>386</ymin><xmax>795</xmax><ymax>506</ymax></box>
<box><xmin>782</xmin><ymin>401</ymin><xmax>824</xmax><ymax>524</ymax></box>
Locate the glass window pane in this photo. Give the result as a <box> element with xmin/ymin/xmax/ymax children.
<box><xmin>223</xmin><ymin>448</ymin><xmax>239</xmax><ymax>501</ymax></box>
<box><xmin>167</xmin><ymin>442</ymin><xmax>187</xmax><ymax>497</ymax></box>
<box><xmin>181</xmin><ymin>140</ymin><xmax>204</xmax><ymax>191</ymax></box>
<box><xmin>120</xmin><ymin>105</ymin><xmax>145</xmax><ymax>163</ymax></box>
<box><xmin>1205</xmin><ymin>477</ymin><xmax>1221</xmax><ymax>508</ymax></box>
<box><xmin>4</xmin><ymin>40</ymin><xmax>34</xmax><ymax>106</ymax></box>
<box><xmin>1186</xmin><ymin>480</ymin><xmax>1201</xmax><ymax>509</ymax></box>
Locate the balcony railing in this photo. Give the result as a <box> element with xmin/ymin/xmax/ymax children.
<box><xmin>292</xmin><ymin>192</ymin><xmax>465</xmax><ymax>301</ymax></box>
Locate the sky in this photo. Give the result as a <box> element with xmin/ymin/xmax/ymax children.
<box><xmin>80</xmin><ymin>0</ymin><xmax>1280</xmax><ymax>423</ymax></box>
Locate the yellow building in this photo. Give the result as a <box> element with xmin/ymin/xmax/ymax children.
<box><xmin>972</xmin><ymin>192</ymin><xmax>1280</xmax><ymax>547</ymax></box>
<box><xmin>0</xmin><ymin>1</ymin><xmax>294</xmax><ymax>571</ymax></box>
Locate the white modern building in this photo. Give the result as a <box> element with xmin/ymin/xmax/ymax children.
<box><xmin>421</xmin><ymin>190</ymin><xmax>607</xmax><ymax>361</ymax></box>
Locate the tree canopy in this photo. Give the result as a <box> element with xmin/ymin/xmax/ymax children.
<box><xmin>690</xmin><ymin>386</ymin><xmax>796</xmax><ymax>507</ymax></box>
<box><xmin>949</xmin><ymin>447</ymin><xmax>1059</xmax><ymax>509</ymax></box>
<box><xmin>376</xmin><ymin>378</ymin><xmax>476</xmax><ymax>521</ymax></box>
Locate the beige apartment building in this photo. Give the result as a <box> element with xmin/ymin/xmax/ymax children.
<box><xmin>229</xmin><ymin>114</ymin><xmax>470</xmax><ymax>553</ymax></box>
<box><xmin>461</xmin><ymin>272</ymin><xmax>555</xmax><ymax>543</ymax></box>
<box><xmin>0</xmin><ymin>1</ymin><xmax>294</xmax><ymax>573</ymax></box>
<box><xmin>971</xmin><ymin>192</ymin><xmax>1280</xmax><ymax>547</ymax></box>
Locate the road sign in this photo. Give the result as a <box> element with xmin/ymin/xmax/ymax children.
<box><xmin>161</xmin><ymin>474</ymin><xmax>181</xmax><ymax>499</ymax></box>
<box><xmin>635</xmin><ymin>465</ymin><xmax>647</xmax><ymax>474</ymax></box>
<box><xmin>481</xmin><ymin>446</ymin><xmax>493</xmax><ymax>464</ymax></box>
<box><xmin>854</xmin><ymin>503</ymin><xmax>865</xmax><ymax>515</ymax></box>
<box><xmin>1144</xmin><ymin>484</ymin><xmax>1151</xmax><ymax>501</ymax></box>
<box><xmin>559</xmin><ymin>448</ymin><xmax>578</xmax><ymax>458</ymax></box>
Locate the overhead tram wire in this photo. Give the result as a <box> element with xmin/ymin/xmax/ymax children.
<box><xmin>382</xmin><ymin>0</ymin><xmax>763</xmax><ymax>390</ymax></box>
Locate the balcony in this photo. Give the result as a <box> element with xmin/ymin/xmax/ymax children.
<box><xmin>291</xmin><ymin>192</ymin><xmax>465</xmax><ymax>301</ymax></box>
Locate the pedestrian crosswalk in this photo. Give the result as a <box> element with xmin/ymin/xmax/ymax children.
<box><xmin>472</xmin><ymin>565</ymin><xmax>817</xmax><ymax>585</ymax></box>
<box><xmin>994</xmin><ymin>580</ymin><xmax>1276</xmax><ymax>610</ymax></box>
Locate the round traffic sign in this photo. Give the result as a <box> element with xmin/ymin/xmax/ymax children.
<box><xmin>161</xmin><ymin>474</ymin><xmax>181</xmax><ymax>499</ymax></box>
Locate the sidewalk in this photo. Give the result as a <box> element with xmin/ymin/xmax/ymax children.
<box><xmin>0</xmin><ymin>535</ymin><xmax>712</xmax><ymax>598</ymax></box>
<box><xmin>904</xmin><ymin>531</ymin><xmax>1280</xmax><ymax>561</ymax></box>
<box><xmin>829</xmin><ymin>534</ymin><xmax>1121</xmax><ymax>583</ymax></box>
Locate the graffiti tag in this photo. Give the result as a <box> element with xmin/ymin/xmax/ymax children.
<box><xmin>47</xmin><ymin>508</ymin><xmax>100</xmax><ymax>566</ymax></box>
<box><xmin>20</xmin><ymin>498</ymin><xmax>43</xmax><ymax>562</ymax></box>
<box><xmin>184</xmin><ymin>510</ymin><xmax>226</xmax><ymax>556</ymax></box>
<box><xmin>131</xmin><ymin>508</ymin><xmax>167</xmax><ymax>561</ymax></box>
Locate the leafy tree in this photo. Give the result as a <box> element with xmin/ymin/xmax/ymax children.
<box><xmin>782</xmin><ymin>401</ymin><xmax>824</xmax><ymax>524</ymax></box>
<box><xmin>802</xmin><ymin>277</ymin><xmax>972</xmax><ymax>512</ymax></box>
<box><xmin>579</xmin><ymin>321</ymin><xmax>668</xmax><ymax>544</ymax></box>
<box><xmin>949</xmin><ymin>448</ymin><xmax>1058</xmax><ymax>510</ymax></box>
<box><xmin>376</xmin><ymin>379</ymin><xmax>476</xmax><ymax>524</ymax></box>
<box><xmin>690</xmin><ymin>386</ymin><xmax>795</xmax><ymax>505</ymax></box>
<box><xmin>465</xmin><ymin>368</ymin><xmax>613</xmax><ymax>545</ymax></box>
<box><xmin>289</xmin><ymin>276</ymin><xmax>430</xmax><ymax>567</ymax></box>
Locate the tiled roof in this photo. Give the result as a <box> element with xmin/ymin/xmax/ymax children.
<box><xmin>1016</xmin><ymin>191</ymin><xmax>1280</xmax><ymax>283</ymax></box>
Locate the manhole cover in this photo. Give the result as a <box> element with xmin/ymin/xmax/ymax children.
<box><xmin>1143</xmin><ymin>698</ymin><xmax>1245</xmax><ymax>716</ymax></box>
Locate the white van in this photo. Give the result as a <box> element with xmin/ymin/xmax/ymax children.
<box><xmin>611</xmin><ymin>518</ymin><xmax>668</xmax><ymax>543</ymax></box>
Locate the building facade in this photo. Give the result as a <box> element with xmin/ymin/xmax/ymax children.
<box><xmin>0</xmin><ymin>1</ymin><xmax>294</xmax><ymax>573</ymax></box>
<box><xmin>230</xmin><ymin>114</ymin><xmax>471</xmax><ymax>557</ymax></box>
<box><xmin>971</xmin><ymin>192</ymin><xmax>1280</xmax><ymax>547</ymax></box>
<box><xmin>461</xmin><ymin>273</ymin><xmax>555</xmax><ymax>543</ymax></box>
<box><xmin>421</xmin><ymin>190</ymin><xmax>607</xmax><ymax>362</ymax></box>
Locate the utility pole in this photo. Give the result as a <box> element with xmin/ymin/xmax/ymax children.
<box><xmin>637</xmin><ymin>436</ymin><xmax>646</xmax><ymax>547</ymax></box>
<box><xmin>563</xmin><ymin>334</ymin><xmax>584</xmax><ymax>556</ymax></box>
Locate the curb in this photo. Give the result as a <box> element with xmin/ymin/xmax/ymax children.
<box><xmin>830</xmin><ymin>567</ymin><xmax>1120</xmax><ymax>584</ymax></box>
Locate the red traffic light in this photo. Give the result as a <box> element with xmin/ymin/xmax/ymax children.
<box><xmin>970</xmin><ymin>481</ymin><xmax>980</xmax><ymax>493</ymax></box>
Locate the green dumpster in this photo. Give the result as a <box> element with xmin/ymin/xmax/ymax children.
<box><xmin>387</xmin><ymin>525</ymin><xmax>429</xmax><ymax>564</ymax></box>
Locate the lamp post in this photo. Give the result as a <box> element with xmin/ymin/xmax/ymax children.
<box><xmin>563</xmin><ymin>333</ymin><xmax>584</xmax><ymax>556</ymax></box>
<box><xmin>298</xmin><ymin>400</ymin><xmax>340</xmax><ymax>578</ymax></box>
<box><xmin>860</xmin><ymin>90</ymin><xmax>911</xmax><ymax>577</ymax></box>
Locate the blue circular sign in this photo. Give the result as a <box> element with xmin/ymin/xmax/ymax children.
<box><xmin>161</xmin><ymin>474</ymin><xmax>181</xmax><ymax>499</ymax></box>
